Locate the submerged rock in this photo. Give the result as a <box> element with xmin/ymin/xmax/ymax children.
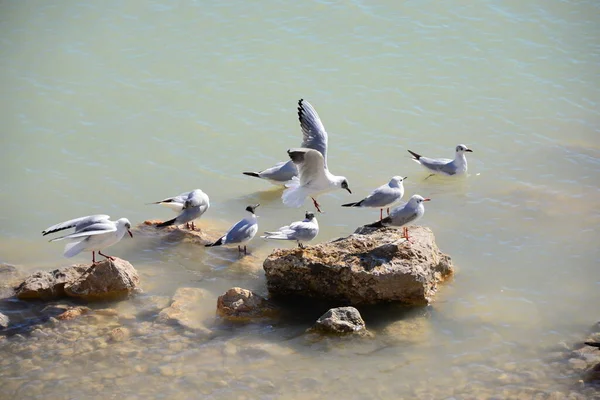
<box><xmin>216</xmin><ymin>287</ymin><xmax>275</xmax><ymax>321</ymax></box>
<box><xmin>263</xmin><ymin>226</ymin><xmax>453</xmax><ymax>305</ymax></box>
<box><xmin>156</xmin><ymin>287</ymin><xmax>214</xmax><ymax>334</ymax></box>
<box><xmin>136</xmin><ymin>220</ymin><xmax>214</xmax><ymax>245</ymax></box>
<box><xmin>0</xmin><ymin>312</ymin><xmax>9</xmax><ymax>329</ymax></box>
<box><xmin>63</xmin><ymin>258</ymin><xmax>140</xmax><ymax>301</ymax></box>
<box><xmin>56</xmin><ymin>306</ymin><xmax>91</xmax><ymax>321</ymax></box>
<box><xmin>312</xmin><ymin>307</ymin><xmax>367</xmax><ymax>334</ymax></box>
<box><xmin>15</xmin><ymin>265</ymin><xmax>89</xmax><ymax>300</ymax></box>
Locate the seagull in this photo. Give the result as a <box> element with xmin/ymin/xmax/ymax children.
<box><xmin>261</xmin><ymin>211</ymin><xmax>319</xmax><ymax>248</ymax></box>
<box><xmin>243</xmin><ymin>99</ymin><xmax>329</xmax><ymax>185</ymax></box>
<box><xmin>366</xmin><ymin>194</ymin><xmax>430</xmax><ymax>241</ymax></box>
<box><xmin>282</xmin><ymin>148</ymin><xmax>351</xmax><ymax>213</ymax></box>
<box><xmin>42</xmin><ymin>215</ymin><xmax>133</xmax><ymax>263</ymax></box>
<box><xmin>205</xmin><ymin>204</ymin><xmax>259</xmax><ymax>255</ymax></box>
<box><xmin>154</xmin><ymin>189</ymin><xmax>210</xmax><ymax>230</ymax></box>
<box><xmin>407</xmin><ymin>144</ymin><xmax>473</xmax><ymax>178</ymax></box>
<box><xmin>342</xmin><ymin>176</ymin><xmax>406</xmax><ymax>220</ymax></box>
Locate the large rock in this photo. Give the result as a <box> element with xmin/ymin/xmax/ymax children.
<box><xmin>216</xmin><ymin>287</ymin><xmax>275</xmax><ymax>321</ymax></box>
<box><xmin>136</xmin><ymin>220</ymin><xmax>215</xmax><ymax>245</ymax></box>
<box><xmin>263</xmin><ymin>226</ymin><xmax>453</xmax><ymax>305</ymax></box>
<box><xmin>312</xmin><ymin>307</ymin><xmax>367</xmax><ymax>334</ymax></box>
<box><xmin>63</xmin><ymin>258</ymin><xmax>139</xmax><ymax>301</ymax></box>
<box><xmin>15</xmin><ymin>265</ymin><xmax>90</xmax><ymax>300</ymax></box>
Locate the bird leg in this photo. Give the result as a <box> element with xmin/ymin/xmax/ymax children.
<box><xmin>387</xmin><ymin>208</ymin><xmax>390</xmax><ymax>216</ymax></box>
<box><xmin>92</xmin><ymin>251</ymin><xmax>96</xmax><ymax>264</ymax></box>
<box><xmin>401</xmin><ymin>227</ymin><xmax>414</xmax><ymax>244</ymax></box>
<box><xmin>311</xmin><ymin>197</ymin><xmax>323</xmax><ymax>213</ymax></box>
<box><xmin>298</xmin><ymin>242</ymin><xmax>305</xmax><ymax>249</ymax></box>
<box><xmin>238</xmin><ymin>245</ymin><xmax>242</xmax><ymax>253</ymax></box>
<box><xmin>98</xmin><ymin>250</ymin><xmax>115</xmax><ymax>261</ymax></box>
<box><xmin>244</xmin><ymin>245</ymin><xmax>247</xmax><ymax>255</ymax></box>
<box><xmin>380</xmin><ymin>209</ymin><xmax>383</xmax><ymax>221</ymax></box>
<box><xmin>191</xmin><ymin>221</ymin><xmax>196</xmax><ymax>231</ymax></box>
<box><xmin>424</xmin><ymin>174</ymin><xmax>435</xmax><ymax>181</ymax></box>
<box><xmin>185</xmin><ymin>222</ymin><xmax>191</xmax><ymax>230</ymax></box>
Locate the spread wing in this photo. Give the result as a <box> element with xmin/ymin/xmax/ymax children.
<box><xmin>287</xmin><ymin>148</ymin><xmax>327</xmax><ymax>188</ymax></box>
<box><xmin>298</xmin><ymin>99</ymin><xmax>328</xmax><ymax>169</ymax></box>
<box><xmin>48</xmin><ymin>222</ymin><xmax>116</xmax><ymax>242</ymax></box>
<box><xmin>42</xmin><ymin>214</ymin><xmax>111</xmax><ymax>236</ymax></box>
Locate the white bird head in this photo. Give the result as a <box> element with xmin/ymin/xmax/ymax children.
<box><xmin>455</xmin><ymin>144</ymin><xmax>473</xmax><ymax>155</ymax></box>
<box><xmin>389</xmin><ymin>176</ymin><xmax>407</xmax><ymax>187</ymax></box>
<box><xmin>333</xmin><ymin>176</ymin><xmax>352</xmax><ymax>194</ymax></box>
<box><xmin>116</xmin><ymin>218</ymin><xmax>133</xmax><ymax>238</ymax></box>
<box><xmin>408</xmin><ymin>194</ymin><xmax>431</xmax><ymax>206</ymax></box>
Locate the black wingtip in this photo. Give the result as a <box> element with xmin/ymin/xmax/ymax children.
<box><xmin>243</xmin><ymin>172</ymin><xmax>260</xmax><ymax>178</ymax></box>
<box><xmin>205</xmin><ymin>237</ymin><xmax>223</xmax><ymax>247</ymax></box>
<box><xmin>341</xmin><ymin>201</ymin><xmax>360</xmax><ymax>207</ymax></box>
<box><xmin>156</xmin><ymin>218</ymin><xmax>176</xmax><ymax>228</ymax></box>
<box><xmin>407</xmin><ymin>149</ymin><xmax>421</xmax><ymax>160</ymax></box>
<box><xmin>585</xmin><ymin>342</ymin><xmax>600</xmax><ymax>348</ymax></box>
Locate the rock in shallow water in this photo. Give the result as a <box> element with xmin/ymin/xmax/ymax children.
<box><xmin>157</xmin><ymin>287</ymin><xmax>214</xmax><ymax>334</ymax></box>
<box><xmin>312</xmin><ymin>307</ymin><xmax>367</xmax><ymax>334</ymax></box>
<box><xmin>64</xmin><ymin>258</ymin><xmax>140</xmax><ymax>301</ymax></box>
<box><xmin>15</xmin><ymin>265</ymin><xmax>90</xmax><ymax>300</ymax></box>
<box><xmin>263</xmin><ymin>226</ymin><xmax>453</xmax><ymax>305</ymax></box>
<box><xmin>216</xmin><ymin>287</ymin><xmax>275</xmax><ymax>321</ymax></box>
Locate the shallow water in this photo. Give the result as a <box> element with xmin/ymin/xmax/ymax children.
<box><xmin>1</xmin><ymin>0</ymin><xmax>599</xmax><ymax>398</ymax></box>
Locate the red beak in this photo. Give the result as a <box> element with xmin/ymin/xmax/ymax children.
<box><xmin>128</xmin><ymin>229</ymin><xmax>133</xmax><ymax>238</ymax></box>
<box><xmin>423</xmin><ymin>198</ymin><xmax>431</xmax><ymax>202</ymax></box>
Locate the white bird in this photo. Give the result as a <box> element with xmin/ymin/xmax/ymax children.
<box><xmin>154</xmin><ymin>189</ymin><xmax>210</xmax><ymax>231</ymax></box>
<box><xmin>261</xmin><ymin>211</ymin><xmax>319</xmax><ymax>248</ymax></box>
<box><xmin>243</xmin><ymin>99</ymin><xmax>329</xmax><ymax>185</ymax></box>
<box><xmin>407</xmin><ymin>144</ymin><xmax>473</xmax><ymax>177</ymax></box>
<box><xmin>366</xmin><ymin>194</ymin><xmax>431</xmax><ymax>241</ymax></box>
<box><xmin>205</xmin><ymin>204</ymin><xmax>259</xmax><ymax>255</ymax></box>
<box><xmin>342</xmin><ymin>176</ymin><xmax>407</xmax><ymax>220</ymax></box>
<box><xmin>42</xmin><ymin>215</ymin><xmax>133</xmax><ymax>263</ymax></box>
<box><xmin>282</xmin><ymin>148</ymin><xmax>351</xmax><ymax>213</ymax></box>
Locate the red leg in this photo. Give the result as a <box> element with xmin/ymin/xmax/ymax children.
<box><xmin>185</xmin><ymin>222</ymin><xmax>190</xmax><ymax>229</ymax></box>
<box><xmin>191</xmin><ymin>221</ymin><xmax>196</xmax><ymax>231</ymax></box>
<box><xmin>92</xmin><ymin>251</ymin><xmax>96</xmax><ymax>264</ymax></box>
<box><xmin>380</xmin><ymin>209</ymin><xmax>383</xmax><ymax>221</ymax></box>
<box><xmin>387</xmin><ymin>208</ymin><xmax>390</xmax><ymax>216</ymax></box>
<box><xmin>244</xmin><ymin>245</ymin><xmax>247</xmax><ymax>255</ymax></box>
<box><xmin>311</xmin><ymin>197</ymin><xmax>323</xmax><ymax>213</ymax></box>
<box><xmin>98</xmin><ymin>250</ymin><xmax>115</xmax><ymax>261</ymax></box>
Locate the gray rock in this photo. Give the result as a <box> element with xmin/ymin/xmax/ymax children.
<box><xmin>312</xmin><ymin>307</ymin><xmax>366</xmax><ymax>334</ymax></box>
<box><xmin>0</xmin><ymin>312</ymin><xmax>9</xmax><ymax>329</ymax></box>
<box><xmin>63</xmin><ymin>258</ymin><xmax>139</xmax><ymax>301</ymax></box>
<box><xmin>263</xmin><ymin>225</ymin><xmax>453</xmax><ymax>305</ymax></box>
<box><xmin>216</xmin><ymin>287</ymin><xmax>275</xmax><ymax>321</ymax></box>
<box><xmin>15</xmin><ymin>265</ymin><xmax>89</xmax><ymax>300</ymax></box>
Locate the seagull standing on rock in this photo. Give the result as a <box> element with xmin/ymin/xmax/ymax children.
<box><xmin>366</xmin><ymin>194</ymin><xmax>430</xmax><ymax>242</ymax></box>
<box><xmin>342</xmin><ymin>176</ymin><xmax>406</xmax><ymax>220</ymax></box>
<box><xmin>282</xmin><ymin>148</ymin><xmax>351</xmax><ymax>213</ymax></box>
<box><xmin>42</xmin><ymin>215</ymin><xmax>133</xmax><ymax>264</ymax></box>
<box><xmin>205</xmin><ymin>204</ymin><xmax>259</xmax><ymax>255</ymax></box>
<box><xmin>261</xmin><ymin>211</ymin><xmax>319</xmax><ymax>248</ymax></box>
<box><xmin>407</xmin><ymin>144</ymin><xmax>473</xmax><ymax>178</ymax></box>
<box><xmin>154</xmin><ymin>189</ymin><xmax>210</xmax><ymax>231</ymax></box>
<box><xmin>242</xmin><ymin>99</ymin><xmax>329</xmax><ymax>186</ymax></box>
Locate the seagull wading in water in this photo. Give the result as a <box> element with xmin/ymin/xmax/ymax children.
<box><xmin>407</xmin><ymin>144</ymin><xmax>473</xmax><ymax>178</ymax></box>
<box><xmin>282</xmin><ymin>148</ymin><xmax>351</xmax><ymax>213</ymax></box>
<box><xmin>243</xmin><ymin>99</ymin><xmax>329</xmax><ymax>185</ymax></box>
<box><xmin>42</xmin><ymin>215</ymin><xmax>133</xmax><ymax>263</ymax></box>
<box><xmin>205</xmin><ymin>204</ymin><xmax>259</xmax><ymax>255</ymax></box>
<box><xmin>366</xmin><ymin>194</ymin><xmax>430</xmax><ymax>241</ymax></box>
<box><xmin>152</xmin><ymin>189</ymin><xmax>210</xmax><ymax>230</ymax></box>
<box><xmin>261</xmin><ymin>211</ymin><xmax>319</xmax><ymax>248</ymax></box>
<box><xmin>342</xmin><ymin>176</ymin><xmax>406</xmax><ymax>220</ymax></box>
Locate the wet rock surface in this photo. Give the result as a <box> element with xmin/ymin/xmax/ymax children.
<box><xmin>156</xmin><ymin>287</ymin><xmax>214</xmax><ymax>334</ymax></box>
<box><xmin>264</xmin><ymin>226</ymin><xmax>453</xmax><ymax>305</ymax></box>
<box><xmin>136</xmin><ymin>220</ymin><xmax>217</xmax><ymax>245</ymax></box>
<box><xmin>14</xmin><ymin>265</ymin><xmax>90</xmax><ymax>300</ymax></box>
<box><xmin>216</xmin><ymin>287</ymin><xmax>275</xmax><ymax>321</ymax></box>
<box><xmin>311</xmin><ymin>307</ymin><xmax>367</xmax><ymax>334</ymax></box>
<box><xmin>64</xmin><ymin>258</ymin><xmax>140</xmax><ymax>301</ymax></box>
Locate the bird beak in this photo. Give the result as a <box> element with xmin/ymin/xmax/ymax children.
<box><xmin>345</xmin><ymin>187</ymin><xmax>352</xmax><ymax>194</ymax></box>
<box><xmin>403</xmin><ymin>177</ymin><xmax>408</xmax><ymax>180</ymax></box>
<box><xmin>466</xmin><ymin>149</ymin><xmax>473</xmax><ymax>152</ymax></box>
<box><xmin>128</xmin><ymin>229</ymin><xmax>133</xmax><ymax>238</ymax></box>
<box><xmin>423</xmin><ymin>198</ymin><xmax>431</xmax><ymax>202</ymax></box>
<box><xmin>254</xmin><ymin>203</ymin><xmax>260</xmax><ymax>209</ymax></box>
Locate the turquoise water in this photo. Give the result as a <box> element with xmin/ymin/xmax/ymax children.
<box><xmin>1</xmin><ymin>0</ymin><xmax>599</xmax><ymax>398</ymax></box>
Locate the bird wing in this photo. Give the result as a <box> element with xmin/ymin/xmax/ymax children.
<box><xmin>258</xmin><ymin>160</ymin><xmax>298</xmax><ymax>181</ymax></box>
<box><xmin>417</xmin><ymin>157</ymin><xmax>454</xmax><ymax>173</ymax></box>
<box><xmin>224</xmin><ymin>219</ymin><xmax>256</xmax><ymax>244</ymax></box>
<box><xmin>361</xmin><ymin>185</ymin><xmax>400</xmax><ymax>208</ymax></box>
<box><xmin>287</xmin><ymin>148</ymin><xmax>328</xmax><ymax>188</ymax></box>
<box><xmin>49</xmin><ymin>222</ymin><xmax>116</xmax><ymax>241</ymax></box>
<box><xmin>42</xmin><ymin>214</ymin><xmax>111</xmax><ymax>236</ymax></box>
<box><xmin>388</xmin><ymin>206</ymin><xmax>419</xmax><ymax>227</ymax></box>
<box><xmin>298</xmin><ymin>99</ymin><xmax>328</xmax><ymax>169</ymax></box>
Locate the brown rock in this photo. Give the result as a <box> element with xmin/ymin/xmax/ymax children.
<box><xmin>109</xmin><ymin>327</ymin><xmax>130</xmax><ymax>342</ymax></box>
<box><xmin>136</xmin><ymin>220</ymin><xmax>214</xmax><ymax>245</ymax></box>
<box><xmin>263</xmin><ymin>226</ymin><xmax>453</xmax><ymax>305</ymax></box>
<box><xmin>312</xmin><ymin>307</ymin><xmax>367</xmax><ymax>334</ymax></box>
<box><xmin>157</xmin><ymin>287</ymin><xmax>213</xmax><ymax>333</ymax></box>
<box><xmin>15</xmin><ymin>265</ymin><xmax>89</xmax><ymax>300</ymax></box>
<box><xmin>64</xmin><ymin>258</ymin><xmax>139</xmax><ymax>301</ymax></box>
<box><xmin>216</xmin><ymin>287</ymin><xmax>275</xmax><ymax>321</ymax></box>
<box><xmin>57</xmin><ymin>306</ymin><xmax>91</xmax><ymax>321</ymax></box>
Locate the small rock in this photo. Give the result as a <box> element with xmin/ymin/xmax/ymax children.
<box><xmin>57</xmin><ymin>306</ymin><xmax>91</xmax><ymax>321</ymax></box>
<box><xmin>64</xmin><ymin>258</ymin><xmax>139</xmax><ymax>301</ymax></box>
<box><xmin>568</xmin><ymin>358</ymin><xmax>588</xmax><ymax>370</ymax></box>
<box><xmin>0</xmin><ymin>312</ymin><xmax>9</xmax><ymax>329</ymax></box>
<box><xmin>312</xmin><ymin>306</ymin><xmax>367</xmax><ymax>334</ymax></box>
<box><xmin>15</xmin><ymin>265</ymin><xmax>89</xmax><ymax>300</ymax></box>
<box><xmin>216</xmin><ymin>287</ymin><xmax>275</xmax><ymax>321</ymax></box>
<box><xmin>109</xmin><ymin>327</ymin><xmax>130</xmax><ymax>342</ymax></box>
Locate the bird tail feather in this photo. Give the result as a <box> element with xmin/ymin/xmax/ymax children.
<box><xmin>407</xmin><ymin>149</ymin><xmax>422</xmax><ymax>161</ymax></box>
<box><xmin>157</xmin><ymin>217</ymin><xmax>176</xmax><ymax>228</ymax></box>
<box><xmin>64</xmin><ymin>240</ymin><xmax>86</xmax><ymax>258</ymax></box>
<box><xmin>205</xmin><ymin>237</ymin><xmax>224</xmax><ymax>247</ymax></box>
<box><xmin>341</xmin><ymin>200</ymin><xmax>362</xmax><ymax>207</ymax></box>
<box><xmin>243</xmin><ymin>172</ymin><xmax>260</xmax><ymax>178</ymax></box>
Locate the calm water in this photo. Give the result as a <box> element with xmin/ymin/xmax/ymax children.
<box><xmin>1</xmin><ymin>0</ymin><xmax>599</xmax><ymax>398</ymax></box>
